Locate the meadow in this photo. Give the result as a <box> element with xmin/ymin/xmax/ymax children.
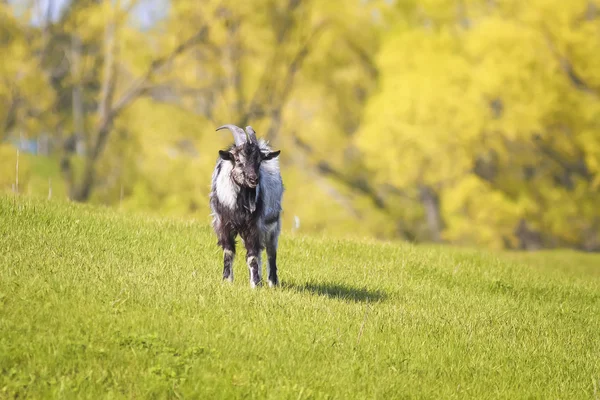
<box><xmin>1</xmin><ymin>195</ymin><xmax>599</xmax><ymax>399</ymax></box>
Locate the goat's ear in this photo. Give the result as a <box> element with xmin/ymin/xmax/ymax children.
<box><xmin>219</xmin><ymin>150</ymin><xmax>233</xmax><ymax>161</ymax></box>
<box><xmin>262</xmin><ymin>150</ymin><xmax>280</xmax><ymax>161</ymax></box>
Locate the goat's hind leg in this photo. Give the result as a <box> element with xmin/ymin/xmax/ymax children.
<box><xmin>265</xmin><ymin>220</ymin><xmax>281</xmax><ymax>287</ymax></box>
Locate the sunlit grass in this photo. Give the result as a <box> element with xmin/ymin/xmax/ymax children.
<box><xmin>1</xmin><ymin>196</ymin><xmax>599</xmax><ymax>398</ymax></box>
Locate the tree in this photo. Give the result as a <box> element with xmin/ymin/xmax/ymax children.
<box><xmin>0</xmin><ymin>1</ymin><xmax>55</xmax><ymax>143</ymax></box>
<box><xmin>28</xmin><ymin>0</ymin><xmax>208</xmax><ymax>201</ymax></box>
<box><xmin>141</xmin><ymin>0</ymin><xmax>388</xmax><ymax>225</ymax></box>
<box><xmin>356</xmin><ymin>0</ymin><xmax>600</xmax><ymax>249</ymax></box>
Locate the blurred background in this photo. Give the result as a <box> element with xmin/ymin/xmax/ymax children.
<box><xmin>1</xmin><ymin>0</ymin><xmax>599</xmax><ymax>251</ymax></box>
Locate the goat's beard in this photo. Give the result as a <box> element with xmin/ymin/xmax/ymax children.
<box><xmin>229</xmin><ymin>172</ymin><xmax>259</xmax><ymax>212</ymax></box>
<box><xmin>240</xmin><ymin>186</ymin><xmax>258</xmax><ymax>213</ymax></box>
<box><xmin>231</xmin><ymin>170</ymin><xmax>258</xmax><ymax>189</ymax></box>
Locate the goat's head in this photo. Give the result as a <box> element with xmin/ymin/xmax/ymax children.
<box><xmin>216</xmin><ymin>124</ymin><xmax>280</xmax><ymax>189</ymax></box>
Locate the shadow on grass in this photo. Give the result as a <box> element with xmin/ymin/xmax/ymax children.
<box><xmin>283</xmin><ymin>281</ymin><xmax>387</xmax><ymax>303</ymax></box>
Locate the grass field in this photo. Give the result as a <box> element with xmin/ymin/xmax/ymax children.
<box><xmin>1</xmin><ymin>195</ymin><xmax>599</xmax><ymax>399</ymax></box>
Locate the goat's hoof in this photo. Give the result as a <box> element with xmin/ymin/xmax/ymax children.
<box><xmin>268</xmin><ymin>280</ymin><xmax>279</xmax><ymax>288</ymax></box>
<box><xmin>222</xmin><ymin>276</ymin><xmax>233</xmax><ymax>283</ymax></box>
<box><xmin>250</xmin><ymin>280</ymin><xmax>263</xmax><ymax>289</ymax></box>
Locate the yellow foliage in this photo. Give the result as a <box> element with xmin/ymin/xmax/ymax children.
<box><xmin>2</xmin><ymin>0</ymin><xmax>599</xmax><ymax>249</ymax></box>
<box><xmin>356</xmin><ymin>0</ymin><xmax>600</xmax><ymax>249</ymax></box>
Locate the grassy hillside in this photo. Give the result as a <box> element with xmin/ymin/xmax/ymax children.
<box><xmin>1</xmin><ymin>196</ymin><xmax>599</xmax><ymax>399</ymax></box>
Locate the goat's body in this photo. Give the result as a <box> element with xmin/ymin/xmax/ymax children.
<box><xmin>210</xmin><ymin>139</ymin><xmax>283</xmax><ymax>287</ymax></box>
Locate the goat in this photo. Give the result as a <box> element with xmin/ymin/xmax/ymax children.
<box><xmin>210</xmin><ymin>124</ymin><xmax>283</xmax><ymax>288</ymax></box>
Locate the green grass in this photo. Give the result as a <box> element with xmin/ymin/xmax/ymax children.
<box><xmin>1</xmin><ymin>196</ymin><xmax>599</xmax><ymax>399</ymax></box>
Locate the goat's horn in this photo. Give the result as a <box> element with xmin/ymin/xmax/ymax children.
<box><xmin>245</xmin><ymin>126</ymin><xmax>258</xmax><ymax>143</ymax></box>
<box><xmin>216</xmin><ymin>124</ymin><xmax>246</xmax><ymax>146</ymax></box>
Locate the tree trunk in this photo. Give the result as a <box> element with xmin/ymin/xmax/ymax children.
<box><xmin>70</xmin><ymin>158</ymin><xmax>96</xmax><ymax>202</ymax></box>
<box><xmin>515</xmin><ymin>219</ymin><xmax>543</xmax><ymax>251</ymax></box>
<box><xmin>419</xmin><ymin>185</ymin><xmax>444</xmax><ymax>242</ymax></box>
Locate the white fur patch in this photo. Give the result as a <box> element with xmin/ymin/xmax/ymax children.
<box><xmin>247</xmin><ymin>255</ymin><xmax>262</xmax><ymax>288</ymax></box>
<box><xmin>215</xmin><ymin>162</ymin><xmax>239</xmax><ymax>209</ymax></box>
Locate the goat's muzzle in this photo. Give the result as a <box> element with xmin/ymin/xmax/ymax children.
<box><xmin>247</xmin><ymin>177</ymin><xmax>258</xmax><ymax>188</ymax></box>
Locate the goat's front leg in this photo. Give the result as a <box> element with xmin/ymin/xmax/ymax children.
<box><xmin>241</xmin><ymin>232</ymin><xmax>262</xmax><ymax>288</ymax></box>
<box><xmin>218</xmin><ymin>229</ymin><xmax>236</xmax><ymax>282</ymax></box>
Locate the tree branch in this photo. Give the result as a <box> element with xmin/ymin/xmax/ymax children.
<box><xmin>291</xmin><ymin>132</ymin><xmax>387</xmax><ymax>210</ymax></box>
<box><xmin>1</xmin><ymin>86</ymin><xmax>19</xmax><ymax>141</ymax></box>
<box><xmin>111</xmin><ymin>26</ymin><xmax>209</xmax><ymax>118</ymax></box>
<box><xmin>532</xmin><ymin>134</ymin><xmax>592</xmax><ymax>184</ymax></box>
<box><xmin>279</xmin><ymin>21</ymin><xmax>328</xmax><ymax>102</ymax></box>
<box><xmin>264</xmin><ymin>20</ymin><xmax>328</xmax><ymax>141</ymax></box>
<box><xmin>71</xmin><ymin>34</ymin><xmax>85</xmax><ymax>150</ymax></box>
<box><xmin>541</xmin><ymin>25</ymin><xmax>600</xmax><ymax>97</ymax></box>
<box><xmin>92</xmin><ymin>26</ymin><xmax>210</xmax><ymax>161</ymax></box>
<box><xmin>345</xmin><ymin>39</ymin><xmax>379</xmax><ymax>81</ymax></box>
<box><xmin>226</xmin><ymin>18</ymin><xmax>245</xmax><ymax>117</ymax></box>
<box><xmin>243</xmin><ymin>0</ymin><xmax>307</xmax><ymax>125</ymax></box>
<box><xmin>70</xmin><ymin>27</ymin><xmax>210</xmax><ymax>202</ymax></box>
<box><xmin>97</xmin><ymin>11</ymin><xmax>118</xmax><ymax>146</ymax></box>
<box><xmin>292</xmin><ymin>150</ymin><xmax>362</xmax><ymax>218</ymax></box>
